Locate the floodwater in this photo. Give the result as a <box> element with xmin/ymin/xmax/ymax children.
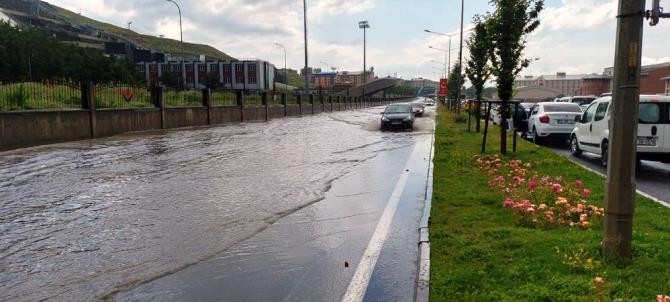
<box><xmin>0</xmin><ymin>101</ymin><xmax>434</xmax><ymax>301</ymax></box>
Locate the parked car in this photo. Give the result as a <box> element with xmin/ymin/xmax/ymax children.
<box><xmin>425</xmin><ymin>99</ymin><xmax>436</xmax><ymax>106</ymax></box>
<box><xmin>570</xmin><ymin>95</ymin><xmax>670</xmax><ymax>166</ymax></box>
<box><xmin>527</xmin><ymin>102</ymin><xmax>583</xmax><ymax>144</ymax></box>
<box><xmin>514</xmin><ymin>103</ymin><xmax>536</xmax><ymax>135</ymax></box>
<box><xmin>381</xmin><ymin>103</ymin><xmax>414</xmax><ymax>131</ymax></box>
<box><xmin>409</xmin><ymin>100</ymin><xmax>425</xmax><ymax>117</ymax></box>
<box><xmin>555</xmin><ymin>96</ymin><xmax>597</xmax><ymax>111</ymax></box>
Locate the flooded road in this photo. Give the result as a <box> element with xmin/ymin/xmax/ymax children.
<box><xmin>0</xmin><ymin>101</ymin><xmax>435</xmax><ymax>301</ymax></box>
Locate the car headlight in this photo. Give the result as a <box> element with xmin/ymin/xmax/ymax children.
<box><xmin>382</xmin><ymin>117</ymin><xmax>389</xmax><ymax>122</ymax></box>
<box><xmin>403</xmin><ymin>116</ymin><xmax>412</xmax><ymax>121</ymax></box>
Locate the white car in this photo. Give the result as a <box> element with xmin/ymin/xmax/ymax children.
<box><xmin>527</xmin><ymin>102</ymin><xmax>583</xmax><ymax>144</ymax></box>
<box><xmin>555</xmin><ymin>96</ymin><xmax>597</xmax><ymax>111</ymax></box>
<box><xmin>570</xmin><ymin>95</ymin><xmax>670</xmax><ymax>166</ymax></box>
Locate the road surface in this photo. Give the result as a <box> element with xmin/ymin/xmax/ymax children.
<box><xmin>0</xmin><ymin>100</ymin><xmax>435</xmax><ymax>301</ymax></box>
<box><xmin>549</xmin><ymin>143</ymin><xmax>670</xmax><ymax>204</ymax></box>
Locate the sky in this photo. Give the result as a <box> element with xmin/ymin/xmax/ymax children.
<box><xmin>47</xmin><ymin>0</ymin><xmax>670</xmax><ymax>81</ymax></box>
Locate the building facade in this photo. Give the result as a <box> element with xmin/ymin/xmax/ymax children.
<box><xmin>515</xmin><ymin>72</ymin><xmax>585</xmax><ymax>96</ymax></box>
<box><xmin>663</xmin><ymin>75</ymin><xmax>670</xmax><ymax>95</ymax></box>
<box><xmin>604</xmin><ymin>62</ymin><xmax>670</xmax><ymax>95</ymax></box>
<box><xmin>313</xmin><ymin>72</ymin><xmax>337</xmax><ymax>88</ymax></box>
<box><xmin>335</xmin><ymin>69</ymin><xmax>375</xmax><ymax>87</ymax></box>
<box><xmin>580</xmin><ymin>74</ymin><xmax>611</xmax><ymax>96</ymax></box>
<box><xmin>137</xmin><ymin>60</ymin><xmax>275</xmax><ymax>91</ymax></box>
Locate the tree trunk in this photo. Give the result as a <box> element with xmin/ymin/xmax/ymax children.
<box><xmin>500</xmin><ymin>99</ymin><xmax>508</xmax><ymax>154</ymax></box>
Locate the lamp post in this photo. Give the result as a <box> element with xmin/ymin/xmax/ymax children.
<box><xmin>274</xmin><ymin>43</ymin><xmax>287</xmax><ymax>86</ymax></box>
<box><xmin>359</xmin><ymin>20</ymin><xmax>370</xmax><ymax>96</ymax></box>
<box><xmin>165</xmin><ymin>0</ymin><xmax>185</xmax><ymax>89</ymax></box>
<box><xmin>127</xmin><ymin>21</ymin><xmax>133</xmax><ymax>30</ymax></box>
<box><xmin>303</xmin><ymin>0</ymin><xmax>309</xmax><ymax>91</ymax></box>
<box><xmin>430</xmin><ymin>59</ymin><xmax>447</xmax><ymax>79</ymax></box>
<box><xmin>457</xmin><ymin>0</ymin><xmax>465</xmax><ymax>113</ymax></box>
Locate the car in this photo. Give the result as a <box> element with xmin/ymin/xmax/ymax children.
<box><xmin>409</xmin><ymin>100</ymin><xmax>425</xmax><ymax>117</ymax></box>
<box><xmin>381</xmin><ymin>103</ymin><xmax>414</xmax><ymax>131</ymax></box>
<box><xmin>425</xmin><ymin>99</ymin><xmax>436</xmax><ymax>106</ymax></box>
<box><xmin>570</xmin><ymin>95</ymin><xmax>670</xmax><ymax>166</ymax></box>
<box><xmin>555</xmin><ymin>96</ymin><xmax>597</xmax><ymax>111</ymax></box>
<box><xmin>513</xmin><ymin>102</ymin><xmax>536</xmax><ymax>135</ymax></box>
<box><xmin>527</xmin><ymin>102</ymin><xmax>582</xmax><ymax>144</ymax></box>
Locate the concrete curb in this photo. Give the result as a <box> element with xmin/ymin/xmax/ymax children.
<box><xmin>415</xmin><ymin>120</ymin><xmax>436</xmax><ymax>302</ymax></box>
<box><xmin>562</xmin><ymin>156</ymin><xmax>670</xmax><ymax>208</ymax></box>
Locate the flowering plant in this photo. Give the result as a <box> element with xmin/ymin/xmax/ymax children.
<box><xmin>474</xmin><ymin>155</ymin><xmax>604</xmax><ymax>229</ymax></box>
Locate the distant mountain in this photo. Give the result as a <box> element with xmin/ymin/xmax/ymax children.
<box><xmin>0</xmin><ymin>0</ymin><xmax>235</xmax><ymax>61</ymax></box>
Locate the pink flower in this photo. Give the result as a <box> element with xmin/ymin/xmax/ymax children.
<box><xmin>551</xmin><ymin>183</ymin><xmax>562</xmax><ymax>193</ymax></box>
<box><xmin>521</xmin><ymin>199</ymin><xmax>533</xmax><ymax>208</ymax></box>
<box><xmin>583</xmin><ymin>189</ymin><xmax>591</xmax><ymax>198</ymax></box>
<box><xmin>503</xmin><ymin>199</ymin><xmax>515</xmax><ymax>208</ymax></box>
<box><xmin>656</xmin><ymin>295</ymin><xmax>670</xmax><ymax>302</ymax></box>
<box><xmin>575</xmin><ymin>180</ymin><xmax>583</xmax><ymax>188</ymax></box>
<box><xmin>528</xmin><ymin>180</ymin><xmax>538</xmax><ymax>190</ymax></box>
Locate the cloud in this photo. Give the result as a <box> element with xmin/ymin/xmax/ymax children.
<box><xmin>539</xmin><ymin>0</ymin><xmax>617</xmax><ymax>31</ymax></box>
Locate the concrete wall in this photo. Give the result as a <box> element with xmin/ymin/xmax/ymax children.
<box><xmin>1</xmin><ymin>99</ymin><xmax>398</xmax><ymax>151</ymax></box>
<box><xmin>0</xmin><ymin>110</ymin><xmax>92</xmax><ymax>151</ymax></box>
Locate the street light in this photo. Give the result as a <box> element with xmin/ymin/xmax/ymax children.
<box><xmin>303</xmin><ymin>0</ymin><xmax>309</xmax><ymax>90</ymax></box>
<box><xmin>359</xmin><ymin>20</ymin><xmax>370</xmax><ymax>91</ymax></box>
<box><xmin>127</xmin><ymin>21</ymin><xmax>133</xmax><ymax>30</ymax></box>
<box><xmin>430</xmin><ymin>59</ymin><xmax>446</xmax><ymax>78</ymax></box>
<box><xmin>428</xmin><ymin>46</ymin><xmax>450</xmax><ymax>79</ymax></box>
<box><xmin>165</xmin><ymin>0</ymin><xmax>185</xmax><ymax>88</ymax></box>
<box><xmin>274</xmin><ymin>43</ymin><xmax>287</xmax><ymax>87</ymax></box>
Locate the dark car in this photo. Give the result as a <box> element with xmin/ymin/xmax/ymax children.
<box><xmin>513</xmin><ymin>102</ymin><xmax>535</xmax><ymax>135</ymax></box>
<box><xmin>381</xmin><ymin>103</ymin><xmax>414</xmax><ymax>131</ymax></box>
<box><xmin>409</xmin><ymin>100</ymin><xmax>425</xmax><ymax>117</ymax></box>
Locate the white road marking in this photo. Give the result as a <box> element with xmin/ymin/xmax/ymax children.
<box><xmin>341</xmin><ymin>143</ymin><xmax>420</xmax><ymax>302</ymax></box>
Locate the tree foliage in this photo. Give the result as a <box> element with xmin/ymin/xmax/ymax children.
<box><xmin>0</xmin><ymin>22</ymin><xmax>142</xmax><ymax>83</ymax></box>
<box><xmin>447</xmin><ymin>63</ymin><xmax>464</xmax><ymax>101</ymax></box>
<box><xmin>487</xmin><ymin>0</ymin><xmax>544</xmax><ymax>153</ymax></box>
<box><xmin>465</xmin><ymin>16</ymin><xmax>492</xmax><ymax>102</ymax></box>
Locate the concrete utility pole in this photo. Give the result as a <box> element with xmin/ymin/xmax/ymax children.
<box><xmin>303</xmin><ymin>0</ymin><xmax>309</xmax><ymax>90</ymax></box>
<box><xmin>456</xmin><ymin>0</ymin><xmax>465</xmax><ymax>113</ymax></box>
<box><xmin>603</xmin><ymin>0</ymin><xmax>645</xmax><ymax>258</ymax></box>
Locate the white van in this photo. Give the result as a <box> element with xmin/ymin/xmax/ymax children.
<box><xmin>570</xmin><ymin>95</ymin><xmax>670</xmax><ymax>166</ymax></box>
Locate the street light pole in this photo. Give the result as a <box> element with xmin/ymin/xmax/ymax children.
<box><xmin>457</xmin><ymin>0</ymin><xmax>465</xmax><ymax>113</ymax></box>
<box><xmin>359</xmin><ymin>20</ymin><xmax>370</xmax><ymax>96</ymax></box>
<box><xmin>274</xmin><ymin>43</ymin><xmax>287</xmax><ymax>86</ymax></box>
<box><xmin>303</xmin><ymin>0</ymin><xmax>309</xmax><ymax>91</ymax></box>
<box><xmin>165</xmin><ymin>0</ymin><xmax>185</xmax><ymax>89</ymax></box>
<box><xmin>127</xmin><ymin>21</ymin><xmax>133</xmax><ymax>30</ymax></box>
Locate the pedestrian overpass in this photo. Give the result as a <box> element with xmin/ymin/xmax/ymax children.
<box><xmin>336</xmin><ymin>78</ymin><xmax>397</xmax><ymax>97</ymax></box>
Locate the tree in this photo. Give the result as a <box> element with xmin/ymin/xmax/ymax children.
<box><xmin>447</xmin><ymin>63</ymin><xmax>464</xmax><ymax>110</ymax></box>
<box><xmin>465</xmin><ymin>16</ymin><xmax>492</xmax><ymax>132</ymax></box>
<box><xmin>487</xmin><ymin>0</ymin><xmax>544</xmax><ymax>153</ymax></box>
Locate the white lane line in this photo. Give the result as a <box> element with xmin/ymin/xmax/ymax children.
<box><xmin>341</xmin><ymin>143</ymin><xmax>420</xmax><ymax>302</ymax></box>
<box><xmin>564</xmin><ymin>157</ymin><xmax>670</xmax><ymax>208</ymax></box>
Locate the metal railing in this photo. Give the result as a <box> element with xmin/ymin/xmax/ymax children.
<box><xmin>164</xmin><ymin>88</ymin><xmax>202</xmax><ymax>107</ymax></box>
<box><xmin>0</xmin><ymin>79</ymin><xmax>81</xmax><ymax>111</ymax></box>
<box><xmin>95</xmin><ymin>83</ymin><xmax>154</xmax><ymax>109</ymax></box>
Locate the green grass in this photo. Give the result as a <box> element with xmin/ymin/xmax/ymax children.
<box><xmin>430</xmin><ymin>106</ymin><xmax>670</xmax><ymax>301</ymax></box>
<box><xmin>0</xmin><ymin>82</ymin><xmax>81</xmax><ymax>111</ymax></box>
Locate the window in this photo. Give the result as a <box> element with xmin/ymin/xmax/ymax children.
<box><xmin>542</xmin><ymin>104</ymin><xmax>582</xmax><ymax>113</ymax></box>
<box><xmin>594</xmin><ymin>102</ymin><xmax>609</xmax><ymax>121</ymax></box>
<box><xmin>531</xmin><ymin>105</ymin><xmax>539</xmax><ymax>115</ymax></box>
<box><xmin>248</xmin><ymin>64</ymin><xmax>257</xmax><ymax>84</ymax></box>
<box><xmin>235</xmin><ymin>64</ymin><xmax>244</xmax><ymax>84</ymax></box>
<box><xmin>638</xmin><ymin>103</ymin><xmax>660</xmax><ymax>124</ymax></box>
<box><xmin>583</xmin><ymin>103</ymin><xmax>598</xmax><ymax>123</ymax></box>
<box><xmin>223</xmin><ymin>65</ymin><xmax>232</xmax><ymax>84</ymax></box>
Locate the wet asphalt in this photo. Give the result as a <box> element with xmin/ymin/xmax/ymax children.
<box><xmin>548</xmin><ymin>143</ymin><xmax>670</xmax><ymax>203</ymax></box>
<box><xmin>0</xmin><ymin>100</ymin><xmax>435</xmax><ymax>302</ymax></box>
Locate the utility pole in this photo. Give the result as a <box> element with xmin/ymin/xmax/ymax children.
<box><xmin>359</xmin><ymin>20</ymin><xmax>370</xmax><ymax>97</ymax></box>
<box><xmin>456</xmin><ymin>0</ymin><xmax>465</xmax><ymax>113</ymax></box>
<box><xmin>603</xmin><ymin>0</ymin><xmax>645</xmax><ymax>258</ymax></box>
<box><xmin>303</xmin><ymin>0</ymin><xmax>309</xmax><ymax>91</ymax></box>
<box><xmin>166</xmin><ymin>0</ymin><xmax>185</xmax><ymax>89</ymax></box>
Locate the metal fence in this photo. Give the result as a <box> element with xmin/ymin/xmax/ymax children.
<box><xmin>211</xmin><ymin>89</ymin><xmax>237</xmax><ymax>106</ymax></box>
<box><xmin>164</xmin><ymin>89</ymin><xmax>203</xmax><ymax>107</ymax></box>
<box><xmin>95</xmin><ymin>83</ymin><xmax>154</xmax><ymax>109</ymax></box>
<box><xmin>244</xmin><ymin>91</ymin><xmax>262</xmax><ymax>106</ymax></box>
<box><xmin>0</xmin><ymin>79</ymin><xmax>81</xmax><ymax>111</ymax></box>
<box><xmin>286</xmin><ymin>93</ymin><xmax>299</xmax><ymax>105</ymax></box>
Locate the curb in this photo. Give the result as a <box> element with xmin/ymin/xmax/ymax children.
<box><xmin>415</xmin><ymin>121</ymin><xmax>436</xmax><ymax>302</ymax></box>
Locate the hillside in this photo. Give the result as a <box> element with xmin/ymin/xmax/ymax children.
<box><xmin>48</xmin><ymin>4</ymin><xmax>235</xmax><ymax>60</ymax></box>
<box><xmin>0</xmin><ymin>0</ymin><xmax>235</xmax><ymax>60</ymax></box>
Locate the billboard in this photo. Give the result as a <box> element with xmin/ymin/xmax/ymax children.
<box><xmin>438</xmin><ymin>78</ymin><xmax>448</xmax><ymax>97</ymax></box>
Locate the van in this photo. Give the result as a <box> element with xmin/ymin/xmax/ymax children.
<box><xmin>570</xmin><ymin>95</ymin><xmax>670</xmax><ymax>166</ymax></box>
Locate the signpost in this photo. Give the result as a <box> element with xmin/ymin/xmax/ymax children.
<box><xmin>438</xmin><ymin>78</ymin><xmax>448</xmax><ymax>105</ymax></box>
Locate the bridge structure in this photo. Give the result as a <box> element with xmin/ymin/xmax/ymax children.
<box><xmin>336</xmin><ymin>78</ymin><xmax>397</xmax><ymax>97</ymax></box>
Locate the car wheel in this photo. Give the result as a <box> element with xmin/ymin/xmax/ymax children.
<box><xmin>600</xmin><ymin>141</ymin><xmax>608</xmax><ymax>167</ymax></box>
<box><xmin>570</xmin><ymin>136</ymin><xmax>582</xmax><ymax>157</ymax></box>
<box><xmin>532</xmin><ymin>128</ymin><xmax>542</xmax><ymax>145</ymax></box>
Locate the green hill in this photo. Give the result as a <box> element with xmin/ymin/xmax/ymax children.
<box><xmin>47</xmin><ymin>3</ymin><xmax>235</xmax><ymax>61</ymax></box>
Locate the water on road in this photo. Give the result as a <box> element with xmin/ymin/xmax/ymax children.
<box><xmin>0</xmin><ymin>104</ymin><xmax>434</xmax><ymax>301</ymax></box>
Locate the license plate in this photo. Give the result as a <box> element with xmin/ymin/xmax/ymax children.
<box><xmin>557</xmin><ymin>119</ymin><xmax>574</xmax><ymax>124</ymax></box>
<box><xmin>637</xmin><ymin>137</ymin><xmax>657</xmax><ymax>146</ymax></box>
<box><xmin>392</xmin><ymin>121</ymin><xmax>401</xmax><ymax>125</ymax></box>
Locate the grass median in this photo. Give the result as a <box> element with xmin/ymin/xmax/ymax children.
<box><xmin>430</xmin><ymin>105</ymin><xmax>670</xmax><ymax>301</ymax></box>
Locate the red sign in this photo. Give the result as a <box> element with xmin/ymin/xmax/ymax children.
<box><xmin>121</xmin><ymin>89</ymin><xmax>134</xmax><ymax>102</ymax></box>
<box><xmin>438</xmin><ymin>78</ymin><xmax>448</xmax><ymax>97</ymax></box>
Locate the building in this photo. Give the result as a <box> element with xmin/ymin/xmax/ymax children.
<box><xmin>580</xmin><ymin>74</ymin><xmax>611</xmax><ymax>96</ymax></box>
<box><xmin>336</xmin><ymin>68</ymin><xmax>375</xmax><ymax>86</ymax></box>
<box><xmin>137</xmin><ymin>60</ymin><xmax>275</xmax><ymax>91</ymax></box>
<box><xmin>663</xmin><ymin>75</ymin><xmax>670</xmax><ymax>95</ymax></box>
<box><xmin>513</xmin><ymin>86</ymin><xmax>562</xmax><ymax>102</ymax></box>
<box><xmin>313</xmin><ymin>72</ymin><xmax>337</xmax><ymax>88</ymax></box>
<box><xmin>407</xmin><ymin>78</ymin><xmax>438</xmax><ymax>89</ymax></box>
<box><xmin>604</xmin><ymin>62</ymin><xmax>670</xmax><ymax>95</ymax></box>
<box><xmin>515</xmin><ymin>72</ymin><xmax>585</xmax><ymax>96</ymax></box>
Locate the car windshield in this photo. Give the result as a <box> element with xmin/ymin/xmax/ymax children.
<box><xmin>385</xmin><ymin>105</ymin><xmax>411</xmax><ymax>113</ymax></box>
<box><xmin>543</xmin><ymin>104</ymin><xmax>581</xmax><ymax>113</ymax></box>
<box><xmin>572</xmin><ymin>97</ymin><xmax>596</xmax><ymax>106</ymax></box>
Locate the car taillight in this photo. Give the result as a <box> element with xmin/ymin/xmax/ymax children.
<box><xmin>539</xmin><ymin>115</ymin><xmax>550</xmax><ymax>124</ymax></box>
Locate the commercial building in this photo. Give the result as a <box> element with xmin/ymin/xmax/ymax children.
<box><xmin>580</xmin><ymin>74</ymin><xmax>611</xmax><ymax>96</ymax></box>
<box><xmin>137</xmin><ymin>60</ymin><xmax>275</xmax><ymax>91</ymax></box>
<box><xmin>604</xmin><ymin>62</ymin><xmax>670</xmax><ymax>95</ymax></box>
<box><xmin>336</xmin><ymin>69</ymin><xmax>375</xmax><ymax>86</ymax></box>
<box><xmin>515</xmin><ymin>72</ymin><xmax>585</xmax><ymax>96</ymax></box>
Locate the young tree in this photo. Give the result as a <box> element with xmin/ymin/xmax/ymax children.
<box><xmin>465</xmin><ymin>16</ymin><xmax>492</xmax><ymax>132</ymax></box>
<box><xmin>487</xmin><ymin>0</ymin><xmax>543</xmax><ymax>153</ymax></box>
<box><xmin>447</xmin><ymin>63</ymin><xmax>463</xmax><ymax>111</ymax></box>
